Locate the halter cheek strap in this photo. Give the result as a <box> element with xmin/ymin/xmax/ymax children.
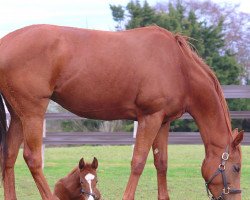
<box><xmin>205</xmin><ymin>146</ymin><xmax>241</xmax><ymax>200</ymax></box>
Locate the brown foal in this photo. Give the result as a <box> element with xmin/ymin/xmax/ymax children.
<box><xmin>53</xmin><ymin>157</ymin><xmax>101</xmax><ymax>200</ymax></box>
<box><xmin>0</xmin><ymin>25</ymin><xmax>243</xmax><ymax>200</ymax></box>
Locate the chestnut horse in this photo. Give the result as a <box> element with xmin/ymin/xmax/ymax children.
<box><xmin>0</xmin><ymin>24</ymin><xmax>244</xmax><ymax>200</ymax></box>
<box><xmin>53</xmin><ymin>157</ymin><xmax>101</xmax><ymax>200</ymax></box>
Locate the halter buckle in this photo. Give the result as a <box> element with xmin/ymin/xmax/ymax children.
<box><xmin>219</xmin><ymin>164</ymin><xmax>225</xmax><ymax>171</ymax></box>
<box><xmin>223</xmin><ymin>187</ymin><xmax>230</xmax><ymax>195</ymax></box>
<box><xmin>221</xmin><ymin>152</ymin><xmax>229</xmax><ymax>161</ymax></box>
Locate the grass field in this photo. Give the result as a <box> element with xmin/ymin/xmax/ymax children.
<box><xmin>0</xmin><ymin>145</ymin><xmax>249</xmax><ymax>200</ymax></box>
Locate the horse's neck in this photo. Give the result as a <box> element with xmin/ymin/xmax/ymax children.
<box><xmin>186</xmin><ymin>63</ymin><xmax>232</xmax><ymax>156</ymax></box>
<box><xmin>63</xmin><ymin>168</ymin><xmax>81</xmax><ymax>198</ymax></box>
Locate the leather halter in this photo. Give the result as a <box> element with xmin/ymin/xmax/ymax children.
<box><xmin>205</xmin><ymin>146</ymin><xmax>241</xmax><ymax>200</ymax></box>
<box><xmin>80</xmin><ymin>188</ymin><xmax>98</xmax><ymax>200</ymax></box>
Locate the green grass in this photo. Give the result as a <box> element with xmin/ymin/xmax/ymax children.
<box><xmin>0</xmin><ymin>145</ymin><xmax>249</xmax><ymax>200</ymax></box>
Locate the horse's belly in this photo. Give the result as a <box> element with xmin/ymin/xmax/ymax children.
<box><xmin>71</xmin><ymin>104</ymin><xmax>137</xmax><ymax>120</ymax></box>
<box><xmin>51</xmin><ymin>91</ymin><xmax>138</xmax><ymax>120</ymax></box>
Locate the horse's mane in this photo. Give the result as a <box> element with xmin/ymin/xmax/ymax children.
<box><xmin>175</xmin><ymin>34</ymin><xmax>232</xmax><ymax>135</ymax></box>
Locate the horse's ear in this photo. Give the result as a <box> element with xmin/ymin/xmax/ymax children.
<box><xmin>232</xmin><ymin>130</ymin><xmax>244</xmax><ymax>148</ymax></box>
<box><xmin>79</xmin><ymin>158</ymin><xmax>85</xmax><ymax>170</ymax></box>
<box><xmin>91</xmin><ymin>157</ymin><xmax>98</xmax><ymax>169</ymax></box>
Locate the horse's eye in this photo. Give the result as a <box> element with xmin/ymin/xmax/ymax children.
<box><xmin>233</xmin><ymin>165</ymin><xmax>241</xmax><ymax>173</ymax></box>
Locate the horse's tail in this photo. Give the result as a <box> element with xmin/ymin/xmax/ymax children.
<box><xmin>0</xmin><ymin>93</ymin><xmax>7</xmax><ymax>180</ymax></box>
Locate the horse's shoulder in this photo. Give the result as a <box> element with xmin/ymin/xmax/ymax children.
<box><xmin>54</xmin><ymin>178</ymin><xmax>65</xmax><ymax>188</ymax></box>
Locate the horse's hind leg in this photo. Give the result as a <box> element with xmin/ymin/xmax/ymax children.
<box><xmin>19</xmin><ymin>98</ymin><xmax>53</xmax><ymax>200</ymax></box>
<box><xmin>152</xmin><ymin>122</ymin><xmax>170</xmax><ymax>200</ymax></box>
<box><xmin>3</xmin><ymin>106</ymin><xmax>23</xmax><ymax>200</ymax></box>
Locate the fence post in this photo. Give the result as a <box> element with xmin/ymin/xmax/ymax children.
<box><xmin>133</xmin><ymin>121</ymin><xmax>138</xmax><ymax>138</ymax></box>
<box><xmin>42</xmin><ymin>119</ymin><xmax>46</xmax><ymax>169</ymax></box>
<box><xmin>4</xmin><ymin>100</ymin><xmax>10</xmax><ymax>127</ymax></box>
<box><xmin>6</xmin><ymin>114</ymin><xmax>10</xmax><ymax>128</ymax></box>
<box><xmin>132</xmin><ymin>121</ymin><xmax>138</xmax><ymax>153</ymax></box>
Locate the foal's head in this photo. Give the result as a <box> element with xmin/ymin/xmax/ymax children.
<box><xmin>79</xmin><ymin>157</ymin><xmax>101</xmax><ymax>200</ymax></box>
<box><xmin>201</xmin><ymin>129</ymin><xmax>244</xmax><ymax>200</ymax></box>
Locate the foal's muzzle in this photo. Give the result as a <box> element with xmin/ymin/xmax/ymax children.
<box><xmin>80</xmin><ymin>188</ymin><xmax>99</xmax><ymax>200</ymax></box>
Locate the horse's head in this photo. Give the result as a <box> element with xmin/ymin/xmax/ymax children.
<box><xmin>201</xmin><ymin>129</ymin><xmax>244</xmax><ymax>200</ymax></box>
<box><xmin>79</xmin><ymin>157</ymin><xmax>101</xmax><ymax>200</ymax></box>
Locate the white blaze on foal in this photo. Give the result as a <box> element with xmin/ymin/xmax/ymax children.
<box><xmin>85</xmin><ymin>173</ymin><xmax>95</xmax><ymax>200</ymax></box>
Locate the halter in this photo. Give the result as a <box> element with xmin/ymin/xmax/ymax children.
<box><xmin>80</xmin><ymin>188</ymin><xmax>98</xmax><ymax>200</ymax></box>
<box><xmin>80</xmin><ymin>178</ymin><xmax>99</xmax><ymax>200</ymax></box>
<box><xmin>205</xmin><ymin>146</ymin><xmax>241</xmax><ymax>200</ymax></box>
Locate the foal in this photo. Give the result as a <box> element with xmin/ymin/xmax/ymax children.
<box><xmin>53</xmin><ymin>157</ymin><xmax>101</xmax><ymax>200</ymax></box>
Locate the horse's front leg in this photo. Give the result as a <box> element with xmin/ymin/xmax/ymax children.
<box><xmin>152</xmin><ymin>122</ymin><xmax>170</xmax><ymax>200</ymax></box>
<box><xmin>122</xmin><ymin>111</ymin><xmax>164</xmax><ymax>200</ymax></box>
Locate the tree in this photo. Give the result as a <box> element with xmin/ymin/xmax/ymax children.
<box><xmin>125</xmin><ymin>1</ymin><xmax>156</xmax><ymax>29</ymax></box>
<box><xmin>109</xmin><ymin>5</ymin><xmax>124</xmax><ymax>31</ymax></box>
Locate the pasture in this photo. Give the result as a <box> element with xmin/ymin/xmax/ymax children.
<box><xmin>0</xmin><ymin>145</ymin><xmax>249</xmax><ymax>200</ymax></box>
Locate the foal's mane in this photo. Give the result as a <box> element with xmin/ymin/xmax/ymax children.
<box><xmin>174</xmin><ymin>34</ymin><xmax>232</xmax><ymax>136</ymax></box>
<box><xmin>68</xmin><ymin>166</ymin><xmax>79</xmax><ymax>176</ymax></box>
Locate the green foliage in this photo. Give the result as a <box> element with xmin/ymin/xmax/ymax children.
<box><xmin>110</xmin><ymin>5</ymin><xmax>124</xmax><ymax>22</ymax></box>
<box><xmin>122</xmin><ymin>120</ymin><xmax>134</xmax><ymax>132</ymax></box>
<box><xmin>61</xmin><ymin>119</ymin><xmax>102</xmax><ymax>132</ymax></box>
<box><xmin>125</xmin><ymin>0</ymin><xmax>156</xmax><ymax>29</ymax></box>
<box><xmin>109</xmin><ymin>0</ymin><xmax>247</xmax><ymax>132</ymax></box>
<box><xmin>227</xmin><ymin>99</ymin><xmax>250</xmax><ymax>131</ymax></box>
<box><xmin>170</xmin><ymin>120</ymin><xmax>198</xmax><ymax>132</ymax></box>
<box><xmin>61</xmin><ymin>119</ymin><xmax>135</xmax><ymax>132</ymax></box>
<box><xmin>109</xmin><ymin>4</ymin><xmax>124</xmax><ymax>30</ymax></box>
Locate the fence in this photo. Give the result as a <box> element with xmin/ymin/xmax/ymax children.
<box><xmin>4</xmin><ymin>85</ymin><xmax>250</xmax><ymax>168</ymax></box>
<box><xmin>42</xmin><ymin>85</ymin><xmax>250</xmax><ymax>146</ymax></box>
<box><xmin>5</xmin><ymin>85</ymin><xmax>250</xmax><ymax>146</ymax></box>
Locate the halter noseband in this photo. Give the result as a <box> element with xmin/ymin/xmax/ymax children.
<box><xmin>205</xmin><ymin>146</ymin><xmax>241</xmax><ymax>200</ymax></box>
<box><xmin>80</xmin><ymin>178</ymin><xmax>99</xmax><ymax>200</ymax></box>
<box><xmin>80</xmin><ymin>188</ymin><xmax>98</xmax><ymax>200</ymax></box>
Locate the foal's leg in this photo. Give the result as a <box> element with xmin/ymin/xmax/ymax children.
<box><xmin>3</xmin><ymin>107</ymin><xmax>23</xmax><ymax>200</ymax></box>
<box><xmin>122</xmin><ymin>111</ymin><xmax>164</xmax><ymax>200</ymax></box>
<box><xmin>152</xmin><ymin>122</ymin><xmax>170</xmax><ymax>200</ymax></box>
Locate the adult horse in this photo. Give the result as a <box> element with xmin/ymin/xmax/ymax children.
<box><xmin>0</xmin><ymin>24</ymin><xmax>243</xmax><ymax>200</ymax></box>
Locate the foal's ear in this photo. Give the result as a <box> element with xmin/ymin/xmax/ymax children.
<box><xmin>232</xmin><ymin>128</ymin><xmax>238</xmax><ymax>135</ymax></box>
<box><xmin>232</xmin><ymin>130</ymin><xmax>244</xmax><ymax>148</ymax></box>
<box><xmin>79</xmin><ymin>158</ymin><xmax>85</xmax><ymax>170</ymax></box>
<box><xmin>91</xmin><ymin>157</ymin><xmax>98</xmax><ymax>169</ymax></box>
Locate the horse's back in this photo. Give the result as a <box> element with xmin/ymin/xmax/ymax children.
<box><xmin>0</xmin><ymin>24</ymin><xmax>187</xmax><ymax>120</ymax></box>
